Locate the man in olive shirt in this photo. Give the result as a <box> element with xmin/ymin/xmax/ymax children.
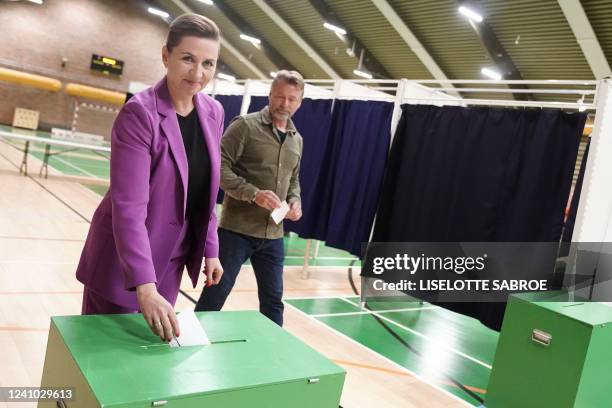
<box><xmin>195</xmin><ymin>70</ymin><xmax>304</xmax><ymax>326</ymax></box>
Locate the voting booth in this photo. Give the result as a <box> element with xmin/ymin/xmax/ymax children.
<box><xmin>39</xmin><ymin>311</ymin><xmax>345</xmax><ymax>407</ymax></box>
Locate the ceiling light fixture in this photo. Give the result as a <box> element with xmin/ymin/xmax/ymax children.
<box><xmin>323</xmin><ymin>22</ymin><xmax>347</xmax><ymax>35</ymax></box>
<box><xmin>195</xmin><ymin>0</ymin><xmax>214</xmax><ymax>5</ymax></box>
<box><xmin>353</xmin><ymin>48</ymin><xmax>372</xmax><ymax>79</ymax></box>
<box><xmin>481</xmin><ymin>67</ymin><xmax>502</xmax><ymax>80</ymax></box>
<box><xmin>459</xmin><ymin>6</ymin><xmax>483</xmax><ymax>23</ymax></box>
<box><xmin>147</xmin><ymin>7</ymin><xmax>169</xmax><ymax>19</ymax></box>
<box><xmin>346</xmin><ymin>41</ymin><xmax>356</xmax><ymax>57</ymax></box>
<box><xmin>353</xmin><ymin>69</ymin><xmax>372</xmax><ymax>79</ymax></box>
<box><xmin>240</xmin><ymin>34</ymin><xmax>261</xmax><ymax>45</ymax></box>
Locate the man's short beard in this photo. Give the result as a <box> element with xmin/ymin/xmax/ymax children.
<box><xmin>271</xmin><ymin>111</ymin><xmax>290</xmax><ymax>121</ymax></box>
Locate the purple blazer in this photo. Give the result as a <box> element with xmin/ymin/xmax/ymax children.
<box><xmin>76</xmin><ymin>77</ymin><xmax>223</xmax><ymax>308</ymax></box>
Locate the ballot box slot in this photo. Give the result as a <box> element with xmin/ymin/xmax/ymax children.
<box><xmin>211</xmin><ymin>339</ymin><xmax>247</xmax><ymax>345</ymax></box>
<box><xmin>561</xmin><ymin>303</ymin><xmax>585</xmax><ymax>308</ymax></box>
<box><xmin>140</xmin><ymin>339</ymin><xmax>247</xmax><ymax>349</ymax></box>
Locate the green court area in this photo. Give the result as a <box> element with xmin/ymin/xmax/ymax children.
<box><xmin>285</xmin><ymin>296</ymin><xmax>499</xmax><ymax>406</ymax></box>
<box><xmin>1</xmin><ymin>125</ymin><xmax>359</xmax><ymax>267</ymax></box>
<box><xmin>0</xmin><ymin>124</ymin><xmax>110</xmax><ymax>181</ymax></box>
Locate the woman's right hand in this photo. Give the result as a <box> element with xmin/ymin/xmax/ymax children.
<box><xmin>136</xmin><ymin>283</ymin><xmax>180</xmax><ymax>342</ymax></box>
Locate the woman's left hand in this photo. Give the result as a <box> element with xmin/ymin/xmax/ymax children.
<box><xmin>202</xmin><ymin>257</ymin><xmax>223</xmax><ymax>287</ymax></box>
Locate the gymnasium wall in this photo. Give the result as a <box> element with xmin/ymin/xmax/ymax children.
<box><xmin>0</xmin><ymin>0</ymin><xmax>169</xmax><ymax>137</ymax></box>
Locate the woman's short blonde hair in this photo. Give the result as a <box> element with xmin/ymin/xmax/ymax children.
<box><xmin>166</xmin><ymin>13</ymin><xmax>220</xmax><ymax>52</ymax></box>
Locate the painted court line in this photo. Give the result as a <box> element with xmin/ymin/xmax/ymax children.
<box><xmin>0</xmin><ymin>260</ymin><xmax>76</xmax><ymax>265</ymax></box>
<box><xmin>0</xmin><ymin>326</ymin><xmax>48</xmax><ymax>332</ymax></box>
<box><xmin>0</xmin><ymin>236</ymin><xmax>85</xmax><ymax>242</ymax></box>
<box><xmin>331</xmin><ymin>359</ymin><xmax>487</xmax><ymax>395</ymax></box>
<box><xmin>183</xmin><ymin>287</ymin><xmax>355</xmax><ymax>294</ymax></box>
<box><xmin>285</xmin><ymin>302</ymin><xmax>474</xmax><ymax>407</ymax></box>
<box><xmin>0</xmin><ymin>289</ymin><xmax>357</xmax><ymax>297</ymax></box>
<box><xmin>0</xmin><ymin>291</ymin><xmax>82</xmax><ymax>296</ymax></box>
<box><xmin>340</xmin><ymin>297</ymin><xmax>493</xmax><ymax>370</ymax></box>
<box><xmin>0</xmin><ymin>288</ymin><xmax>352</xmax><ymax>296</ymax></box>
<box><xmin>285</xmin><ymin>294</ymin><xmax>361</xmax><ymax>300</ymax></box>
<box><xmin>12</xmin><ymin>143</ymin><xmax>109</xmax><ymax>162</ymax></box>
<box><xmin>331</xmin><ymin>358</ymin><xmax>413</xmax><ymax>377</ymax></box>
<box><xmin>285</xmin><ymin>256</ymin><xmax>360</xmax><ymax>261</ymax></box>
<box><xmin>311</xmin><ymin>306</ymin><xmax>437</xmax><ymax>318</ymax></box>
<box><xmin>53</xmin><ymin>156</ymin><xmax>100</xmax><ymax>179</ymax></box>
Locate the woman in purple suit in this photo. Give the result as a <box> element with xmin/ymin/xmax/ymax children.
<box><xmin>76</xmin><ymin>14</ymin><xmax>224</xmax><ymax>342</ymax></box>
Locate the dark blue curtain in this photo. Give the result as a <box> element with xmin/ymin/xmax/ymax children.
<box><xmin>293</xmin><ymin>99</ymin><xmax>393</xmax><ymax>256</ymax></box>
<box><xmin>214</xmin><ymin>94</ymin><xmax>242</xmax><ymax>132</ymax></box>
<box><xmin>282</xmin><ymin>99</ymin><xmax>335</xmax><ymax>237</ymax></box>
<box><xmin>247</xmin><ymin>96</ymin><xmax>269</xmax><ymax>114</ymax></box>
<box><xmin>214</xmin><ymin>94</ymin><xmax>243</xmax><ymax>204</ymax></box>
<box><xmin>372</xmin><ymin>104</ymin><xmax>585</xmax><ymax>330</ymax></box>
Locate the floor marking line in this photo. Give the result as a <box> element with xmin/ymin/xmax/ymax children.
<box><xmin>0</xmin><ymin>260</ymin><xmax>77</xmax><ymax>265</ymax></box>
<box><xmin>311</xmin><ymin>306</ymin><xmax>437</xmax><ymax>318</ymax></box>
<box><xmin>182</xmin><ymin>287</ymin><xmax>355</xmax><ymax>294</ymax></box>
<box><xmin>53</xmin><ymin>156</ymin><xmax>100</xmax><ymax>179</ymax></box>
<box><xmin>331</xmin><ymin>358</ymin><xmax>413</xmax><ymax>377</ymax></box>
<box><xmin>340</xmin><ymin>297</ymin><xmax>493</xmax><ymax>370</ymax></box>
<box><xmin>284</xmin><ymin>302</ymin><xmax>473</xmax><ymax>407</ymax></box>
<box><xmin>331</xmin><ymin>359</ymin><xmax>487</xmax><ymax>395</ymax></box>
<box><xmin>285</xmin><ymin>295</ymin><xmax>361</xmax><ymax>300</ymax></box>
<box><xmin>0</xmin><ymin>236</ymin><xmax>85</xmax><ymax>242</ymax></box>
<box><xmin>0</xmin><ymin>291</ymin><xmax>82</xmax><ymax>296</ymax></box>
<box><xmin>0</xmin><ymin>326</ymin><xmax>49</xmax><ymax>332</ymax></box>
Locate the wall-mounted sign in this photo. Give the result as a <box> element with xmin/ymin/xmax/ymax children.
<box><xmin>91</xmin><ymin>54</ymin><xmax>124</xmax><ymax>76</ymax></box>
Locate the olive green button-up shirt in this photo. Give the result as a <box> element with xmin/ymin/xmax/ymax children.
<box><xmin>218</xmin><ymin>106</ymin><xmax>303</xmax><ymax>239</ymax></box>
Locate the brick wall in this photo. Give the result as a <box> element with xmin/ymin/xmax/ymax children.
<box><xmin>0</xmin><ymin>0</ymin><xmax>169</xmax><ymax>138</ymax></box>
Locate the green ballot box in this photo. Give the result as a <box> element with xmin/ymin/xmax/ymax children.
<box><xmin>39</xmin><ymin>311</ymin><xmax>345</xmax><ymax>407</ymax></box>
<box><xmin>486</xmin><ymin>292</ymin><xmax>612</xmax><ymax>408</ymax></box>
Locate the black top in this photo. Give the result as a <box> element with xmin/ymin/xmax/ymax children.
<box><xmin>276</xmin><ymin>128</ymin><xmax>287</xmax><ymax>144</ymax></box>
<box><xmin>177</xmin><ymin>108</ymin><xmax>210</xmax><ymax>227</ymax></box>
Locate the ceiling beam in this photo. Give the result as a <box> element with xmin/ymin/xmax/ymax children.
<box><xmin>558</xmin><ymin>0</ymin><xmax>611</xmax><ymax>80</ymax></box>
<box><xmin>252</xmin><ymin>0</ymin><xmax>340</xmax><ymax>79</ymax></box>
<box><xmin>370</xmin><ymin>0</ymin><xmax>457</xmax><ymax>93</ymax></box>
<box><xmin>210</xmin><ymin>0</ymin><xmax>298</xmax><ymax>73</ymax></box>
<box><xmin>456</xmin><ymin>1</ymin><xmax>534</xmax><ymax>101</ymax></box>
<box><xmin>147</xmin><ymin>0</ymin><xmax>238</xmax><ymax>78</ymax></box>
<box><xmin>308</xmin><ymin>0</ymin><xmax>392</xmax><ymax>79</ymax></box>
<box><xmin>167</xmin><ymin>0</ymin><xmax>267</xmax><ymax>79</ymax></box>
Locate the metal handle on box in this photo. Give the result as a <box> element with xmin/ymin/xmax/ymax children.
<box><xmin>531</xmin><ymin>329</ymin><xmax>552</xmax><ymax>346</ymax></box>
<box><xmin>308</xmin><ymin>378</ymin><xmax>320</xmax><ymax>384</ymax></box>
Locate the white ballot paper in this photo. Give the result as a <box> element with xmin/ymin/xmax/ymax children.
<box><xmin>270</xmin><ymin>201</ymin><xmax>290</xmax><ymax>224</ymax></box>
<box><xmin>169</xmin><ymin>309</ymin><xmax>211</xmax><ymax>347</ymax></box>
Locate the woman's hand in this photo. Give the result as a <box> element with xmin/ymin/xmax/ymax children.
<box><xmin>136</xmin><ymin>283</ymin><xmax>180</xmax><ymax>342</ymax></box>
<box><xmin>202</xmin><ymin>257</ymin><xmax>223</xmax><ymax>287</ymax></box>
